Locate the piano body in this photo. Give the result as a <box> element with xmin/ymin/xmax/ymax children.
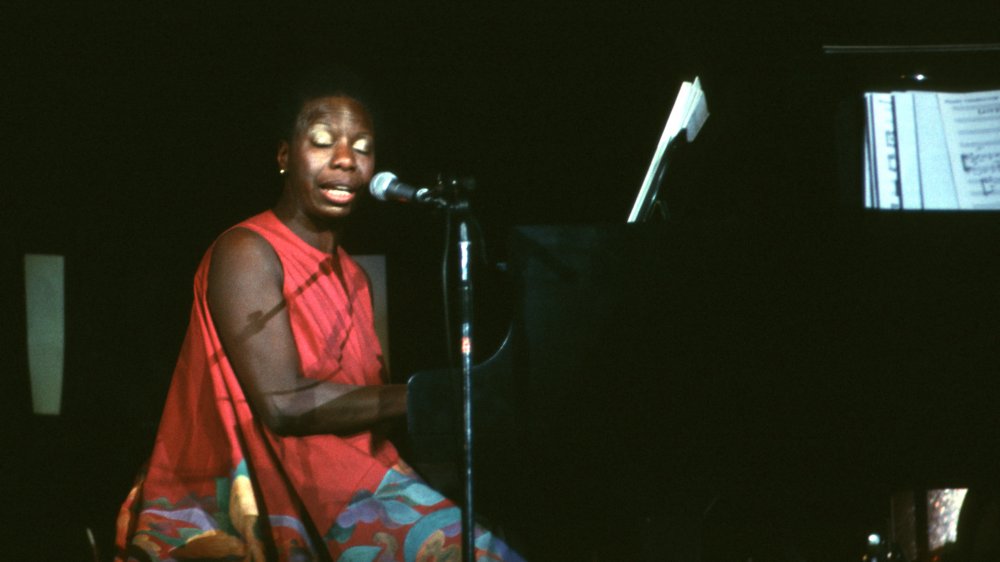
<box><xmin>406</xmin><ymin>212</ymin><xmax>1000</xmax><ymax>560</ymax></box>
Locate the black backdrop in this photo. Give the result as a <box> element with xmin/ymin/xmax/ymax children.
<box><xmin>2</xmin><ymin>2</ymin><xmax>999</xmax><ymax>559</ymax></box>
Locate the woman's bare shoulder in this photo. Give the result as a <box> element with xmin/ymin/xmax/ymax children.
<box><xmin>209</xmin><ymin>227</ymin><xmax>283</xmax><ymax>287</ymax></box>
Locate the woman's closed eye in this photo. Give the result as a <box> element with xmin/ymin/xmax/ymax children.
<box><xmin>352</xmin><ymin>138</ymin><xmax>372</xmax><ymax>155</ymax></box>
<box><xmin>309</xmin><ymin>127</ymin><xmax>334</xmax><ymax>147</ymax></box>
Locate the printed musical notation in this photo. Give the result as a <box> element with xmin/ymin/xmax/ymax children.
<box><xmin>864</xmin><ymin>89</ymin><xmax>1000</xmax><ymax>210</ymax></box>
<box><xmin>864</xmin><ymin>93</ymin><xmax>900</xmax><ymax>209</ymax></box>
<box><xmin>939</xmin><ymin>90</ymin><xmax>1000</xmax><ymax>208</ymax></box>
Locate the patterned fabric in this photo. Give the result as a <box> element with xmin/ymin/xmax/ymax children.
<box><xmin>115</xmin><ymin>211</ymin><xmax>521</xmax><ymax>561</ymax></box>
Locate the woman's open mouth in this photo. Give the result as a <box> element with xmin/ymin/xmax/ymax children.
<box><xmin>320</xmin><ymin>184</ymin><xmax>356</xmax><ymax>205</ymax></box>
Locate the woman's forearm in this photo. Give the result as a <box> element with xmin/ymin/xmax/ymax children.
<box><xmin>265</xmin><ymin>382</ymin><xmax>407</xmax><ymax>436</ymax></box>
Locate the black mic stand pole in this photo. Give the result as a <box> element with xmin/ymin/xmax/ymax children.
<box><xmin>437</xmin><ymin>180</ymin><xmax>476</xmax><ymax>562</ymax></box>
<box><xmin>401</xmin><ymin>174</ymin><xmax>477</xmax><ymax>558</ymax></box>
<box><xmin>457</xmin><ymin>213</ymin><xmax>475</xmax><ymax>562</ymax></box>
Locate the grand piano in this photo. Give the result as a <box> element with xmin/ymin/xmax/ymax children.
<box><xmin>401</xmin><ymin>47</ymin><xmax>1000</xmax><ymax>561</ymax></box>
<box><xmin>404</xmin><ymin>212</ymin><xmax>1000</xmax><ymax>560</ymax></box>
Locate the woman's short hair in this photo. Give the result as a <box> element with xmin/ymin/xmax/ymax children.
<box><xmin>273</xmin><ymin>64</ymin><xmax>379</xmax><ymax>143</ymax></box>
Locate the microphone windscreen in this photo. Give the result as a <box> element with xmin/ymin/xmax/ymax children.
<box><xmin>369</xmin><ymin>171</ymin><xmax>397</xmax><ymax>201</ymax></box>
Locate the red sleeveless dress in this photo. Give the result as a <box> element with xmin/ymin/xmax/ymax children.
<box><xmin>115</xmin><ymin>211</ymin><xmax>520</xmax><ymax>562</ymax></box>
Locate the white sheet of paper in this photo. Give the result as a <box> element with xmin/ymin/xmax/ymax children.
<box><xmin>912</xmin><ymin>91</ymin><xmax>958</xmax><ymax>209</ymax></box>
<box><xmin>892</xmin><ymin>92</ymin><xmax>923</xmax><ymax>209</ymax></box>
<box><xmin>865</xmin><ymin>93</ymin><xmax>900</xmax><ymax>209</ymax></box>
<box><xmin>937</xmin><ymin>89</ymin><xmax>1000</xmax><ymax>209</ymax></box>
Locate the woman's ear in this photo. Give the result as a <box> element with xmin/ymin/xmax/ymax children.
<box><xmin>276</xmin><ymin>141</ymin><xmax>289</xmax><ymax>174</ymax></box>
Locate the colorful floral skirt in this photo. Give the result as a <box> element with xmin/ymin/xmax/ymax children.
<box><xmin>116</xmin><ymin>462</ymin><xmax>523</xmax><ymax>562</ymax></box>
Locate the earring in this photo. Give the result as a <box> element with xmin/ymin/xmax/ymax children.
<box><xmin>279</xmin><ymin>169</ymin><xmax>286</xmax><ymax>175</ymax></box>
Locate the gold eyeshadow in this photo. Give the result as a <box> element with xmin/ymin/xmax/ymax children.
<box><xmin>308</xmin><ymin>126</ymin><xmax>334</xmax><ymax>147</ymax></box>
<box><xmin>352</xmin><ymin>138</ymin><xmax>372</xmax><ymax>154</ymax></box>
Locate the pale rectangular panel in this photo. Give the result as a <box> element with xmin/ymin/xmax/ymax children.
<box><xmin>24</xmin><ymin>254</ymin><xmax>65</xmax><ymax>416</ymax></box>
<box><xmin>352</xmin><ymin>254</ymin><xmax>390</xmax><ymax>371</ymax></box>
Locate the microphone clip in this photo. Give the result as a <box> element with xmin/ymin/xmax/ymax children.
<box><xmin>431</xmin><ymin>173</ymin><xmax>476</xmax><ymax>211</ymax></box>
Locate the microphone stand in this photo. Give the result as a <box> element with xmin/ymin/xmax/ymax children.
<box><xmin>431</xmin><ymin>178</ymin><xmax>477</xmax><ymax>561</ymax></box>
<box><xmin>456</xmin><ymin>212</ymin><xmax>475</xmax><ymax>562</ymax></box>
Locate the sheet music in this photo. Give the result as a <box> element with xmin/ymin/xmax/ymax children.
<box><xmin>683</xmin><ymin>77</ymin><xmax>709</xmax><ymax>142</ymax></box>
<box><xmin>892</xmin><ymin>92</ymin><xmax>923</xmax><ymax>209</ymax></box>
<box><xmin>864</xmin><ymin>93</ymin><xmax>901</xmax><ymax>209</ymax></box>
<box><xmin>863</xmin><ymin>89</ymin><xmax>1000</xmax><ymax>211</ymax></box>
<box><xmin>912</xmin><ymin>91</ymin><xmax>959</xmax><ymax>209</ymax></box>
<box><xmin>662</xmin><ymin>81</ymin><xmax>693</xmax><ymax>145</ymax></box>
<box><xmin>627</xmin><ymin>77</ymin><xmax>709</xmax><ymax>223</ymax></box>
<box><xmin>937</xmin><ymin>89</ymin><xmax>1000</xmax><ymax>209</ymax></box>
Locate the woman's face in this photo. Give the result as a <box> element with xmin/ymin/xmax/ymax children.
<box><xmin>277</xmin><ymin>95</ymin><xmax>375</xmax><ymax>223</ymax></box>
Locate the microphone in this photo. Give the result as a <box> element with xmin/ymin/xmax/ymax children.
<box><xmin>369</xmin><ymin>172</ymin><xmax>442</xmax><ymax>205</ymax></box>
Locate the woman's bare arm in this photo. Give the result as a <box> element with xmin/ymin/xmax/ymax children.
<box><xmin>206</xmin><ymin>228</ymin><xmax>406</xmax><ymax>436</ymax></box>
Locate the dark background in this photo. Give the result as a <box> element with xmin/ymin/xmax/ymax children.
<box><xmin>2</xmin><ymin>2</ymin><xmax>999</xmax><ymax>559</ymax></box>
